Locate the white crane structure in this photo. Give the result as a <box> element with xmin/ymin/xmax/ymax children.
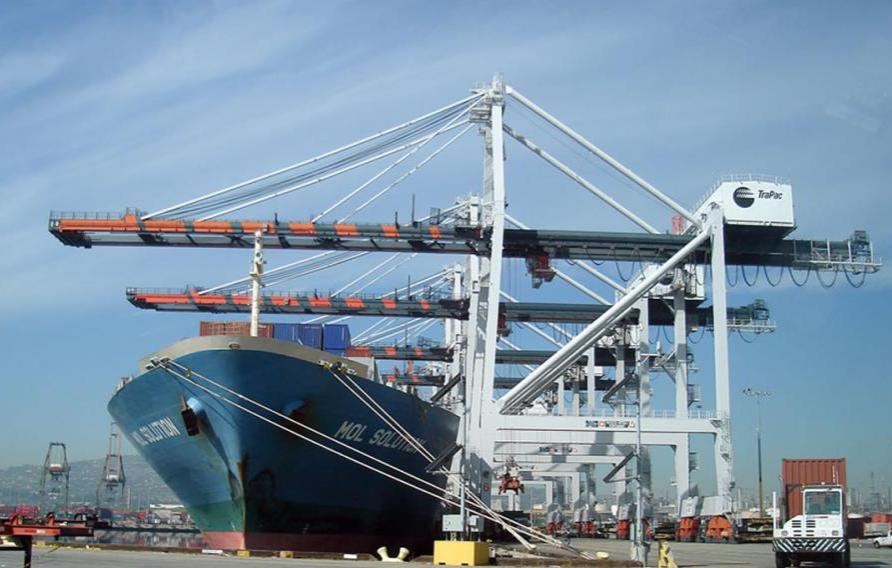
<box><xmin>51</xmin><ymin>75</ymin><xmax>882</xmax><ymax>560</ymax></box>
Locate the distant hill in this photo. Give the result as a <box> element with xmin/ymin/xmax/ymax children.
<box><xmin>0</xmin><ymin>455</ymin><xmax>177</xmax><ymax>508</ymax></box>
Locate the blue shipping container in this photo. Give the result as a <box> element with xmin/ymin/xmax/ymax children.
<box><xmin>298</xmin><ymin>324</ymin><xmax>324</xmax><ymax>348</ymax></box>
<box><xmin>322</xmin><ymin>324</ymin><xmax>352</xmax><ymax>351</ymax></box>
<box><xmin>273</xmin><ymin>323</ymin><xmax>299</xmax><ymax>343</ymax></box>
<box><xmin>274</xmin><ymin>323</ymin><xmax>323</xmax><ymax>348</ymax></box>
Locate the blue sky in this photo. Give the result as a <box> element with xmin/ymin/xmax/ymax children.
<box><xmin>1</xmin><ymin>1</ymin><xmax>890</xmax><ymax>500</ymax></box>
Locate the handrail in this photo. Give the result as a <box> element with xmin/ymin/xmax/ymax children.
<box><xmin>126</xmin><ymin>287</ymin><xmax>453</xmax><ymax>301</ymax></box>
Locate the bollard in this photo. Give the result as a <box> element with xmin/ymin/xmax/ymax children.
<box><xmin>377</xmin><ymin>546</ymin><xmax>410</xmax><ymax>562</ymax></box>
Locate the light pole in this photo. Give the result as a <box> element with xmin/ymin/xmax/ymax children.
<box><xmin>742</xmin><ymin>388</ymin><xmax>772</xmax><ymax>516</ymax></box>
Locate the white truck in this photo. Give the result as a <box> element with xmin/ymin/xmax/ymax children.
<box><xmin>773</xmin><ymin>484</ymin><xmax>849</xmax><ymax>567</ymax></box>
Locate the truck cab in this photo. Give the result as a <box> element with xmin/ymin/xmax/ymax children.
<box><xmin>773</xmin><ymin>485</ymin><xmax>849</xmax><ymax>567</ymax></box>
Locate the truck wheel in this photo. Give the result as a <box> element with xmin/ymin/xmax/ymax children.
<box><xmin>875</xmin><ymin>541</ymin><xmax>881</xmax><ymax>548</ymax></box>
<box><xmin>774</xmin><ymin>552</ymin><xmax>788</xmax><ymax>568</ymax></box>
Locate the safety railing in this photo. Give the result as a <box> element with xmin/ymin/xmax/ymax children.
<box><xmin>583</xmin><ymin>408</ymin><xmax>717</xmax><ymax>419</ymax></box>
<box><xmin>709</xmin><ymin>173</ymin><xmax>791</xmax><ymax>192</ymax></box>
<box><xmin>50</xmin><ymin>210</ymin><xmax>139</xmax><ymax>221</ymax></box>
<box><xmin>125</xmin><ymin>286</ymin><xmax>453</xmax><ymax>301</ymax></box>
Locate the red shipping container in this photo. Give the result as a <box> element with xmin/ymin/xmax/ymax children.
<box><xmin>782</xmin><ymin>458</ymin><xmax>847</xmax><ymax>521</ymax></box>
<box><xmin>198</xmin><ymin>321</ymin><xmax>274</xmax><ymax>338</ymax></box>
<box><xmin>871</xmin><ymin>513</ymin><xmax>892</xmax><ymax>524</ymax></box>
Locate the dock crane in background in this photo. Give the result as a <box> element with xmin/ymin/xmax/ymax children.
<box><xmin>47</xmin><ymin>76</ymin><xmax>882</xmax><ymax>561</ymax></box>
<box><xmin>96</xmin><ymin>423</ymin><xmax>126</xmax><ymax>510</ymax></box>
<box><xmin>38</xmin><ymin>442</ymin><xmax>70</xmax><ymax>516</ymax></box>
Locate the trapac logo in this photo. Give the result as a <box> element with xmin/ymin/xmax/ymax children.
<box><xmin>733</xmin><ymin>185</ymin><xmax>784</xmax><ymax>208</ymax></box>
<box><xmin>757</xmin><ymin>189</ymin><xmax>784</xmax><ymax>200</ymax></box>
<box><xmin>733</xmin><ymin>186</ymin><xmax>755</xmax><ymax>208</ymax></box>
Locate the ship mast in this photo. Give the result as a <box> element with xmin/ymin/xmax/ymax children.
<box><xmin>250</xmin><ymin>229</ymin><xmax>264</xmax><ymax>337</ymax></box>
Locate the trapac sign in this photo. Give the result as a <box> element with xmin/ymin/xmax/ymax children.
<box><xmin>696</xmin><ymin>176</ymin><xmax>796</xmax><ymax>235</ymax></box>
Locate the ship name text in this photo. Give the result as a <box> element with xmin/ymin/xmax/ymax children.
<box><xmin>334</xmin><ymin>421</ymin><xmax>426</xmax><ymax>454</ymax></box>
<box><xmin>129</xmin><ymin>416</ymin><xmax>182</xmax><ymax>447</ymax></box>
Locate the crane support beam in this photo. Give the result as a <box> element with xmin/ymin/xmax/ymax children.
<box><xmin>347</xmin><ymin>345</ymin><xmax>634</xmax><ymax>366</ymax></box>
<box><xmin>498</xmin><ymin>225</ymin><xmax>714</xmax><ymax>414</ymax></box>
<box><xmin>126</xmin><ymin>288</ymin><xmax>770</xmax><ymax>327</ymax></box>
<box><xmin>49</xmin><ymin>212</ymin><xmax>879</xmax><ymax>270</ymax></box>
<box><xmin>381</xmin><ymin>373</ymin><xmax>615</xmax><ymax>391</ymax></box>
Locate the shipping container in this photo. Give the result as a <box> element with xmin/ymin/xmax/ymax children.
<box><xmin>273</xmin><ymin>323</ymin><xmax>323</xmax><ymax>348</ymax></box>
<box><xmin>298</xmin><ymin>324</ymin><xmax>323</xmax><ymax>348</ymax></box>
<box><xmin>864</xmin><ymin>522</ymin><xmax>891</xmax><ymax>537</ymax></box>
<box><xmin>323</xmin><ymin>324</ymin><xmax>352</xmax><ymax>351</ymax></box>
<box><xmin>781</xmin><ymin>458</ymin><xmax>847</xmax><ymax>520</ymax></box>
<box><xmin>871</xmin><ymin>513</ymin><xmax>892</xmax><ymax>524</ymax></box>
<box><xmin>199</xmin><ymin>321</ymin><xmax>274</xmax><ymax>338</ymax></box>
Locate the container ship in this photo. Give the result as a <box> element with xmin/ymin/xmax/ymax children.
<box><xmin>108</xmin><ymin>322</ymin><xmax>459</xmax><ymax>553</ymax></box>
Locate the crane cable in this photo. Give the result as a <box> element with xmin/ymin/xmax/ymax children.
<box><xmin>151</xmin><ymin>99</ymin><xmax>478</xmax><ymax>220</ymax></box>
<box><xmin>316</xmin><ymin>111</ymin><xmax>476</xmax><ymax>224</ymax></box>
<box><xmin>154</xmin><ymin>359</ymin><xmax>592</xmax><ymax>558</ymax></box>
<box><xmin>338</xmin><ymin>123</ymin><xmax>474</xmax><ymax>223</ymax></box>
<box><xmin>142</xmin><ymin>93</ymin><xmax>483</xmax><ymax>220</ymax></box>
<box><xmin>327</xmin><ymin>368</ymin><xmax>580</xmax><ymax>555</ymax></box>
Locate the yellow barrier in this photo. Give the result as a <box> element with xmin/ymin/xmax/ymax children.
<box><xmin>279</xmin><ymin>551</ymin><xmax>294</xmax><ymax>558</ymax></box>
<box><xmin>236</xmin><ymin>549</ymin><xmax>251</xmax><ymax>557</ymax></box>
<box><xmin>658</xmin><ymin>540</ymin><xmax>678</xmax><ymax>568</ymax></box>
<box><xmin>433</xmin><ymin>541</ymin><xmax>489</xmax><ymax>566</ymax></box>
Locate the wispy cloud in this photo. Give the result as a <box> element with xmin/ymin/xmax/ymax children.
<box><xmin>1</xmin><ymin>1</ymin><xmax>890</xmax><ymax>469</ymax></box>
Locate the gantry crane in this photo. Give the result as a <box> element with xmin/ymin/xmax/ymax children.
<box><xmin>48</xmin><ymin>77</ymin><xmax>881</xmax><ymax>560</ymax></box>
<box><xmin>38</xmin><ymin>442</ymin><xmax>70</xmax><ymax>516</ymax></box>
<box><xmin>96</xmin><ymin>423</ymin><xmax>126</xmax><ymax>510</ymax></box>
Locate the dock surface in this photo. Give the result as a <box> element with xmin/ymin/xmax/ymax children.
<box><xmin>1</xmin><ymin>541</ymin><xmax>889</xmax><ymax>567</ymax></box>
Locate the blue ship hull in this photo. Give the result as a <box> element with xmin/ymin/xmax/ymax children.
<box><xmin>108</xmin><ymin>335</ymin><xmax>459</xmax><ymax>553</ymax></box>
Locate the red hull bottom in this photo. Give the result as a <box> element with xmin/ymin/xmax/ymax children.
<box><xmin>203</xmin><ymin>531</ymin><xmax>434</xmax><ymax>555</ymax></box>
